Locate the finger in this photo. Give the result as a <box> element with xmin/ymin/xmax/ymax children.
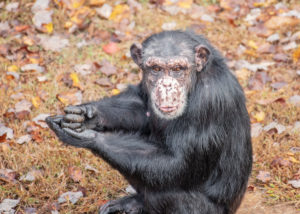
<box><xmin>61</xmin><ymin>122</ymin><xmax>81</xmax><ymax>129</ymax></box>
<box><xmin>46</xmin><ymin>116</ymin><xmax>62</xmax><ymax>129</ymax></box>
<box><xmin>46</xmin><ymin>115</ymin><xmax>63</xmax><ymax>125</ymax></box>
<box><xmin>75</xmin><ymin>127</ymin><xmax>85</xmax><ymax>132</ymax></box>
<box><xmin>64</xmin><ymin>114</ymin><xmax>85</xmax><ymax>123</ymax></box>
<box><xmin>64</xmin><ymin>106</ymin><xmax>83</xmax><ymax>114</ymax></box>
<box><xmin>63</xmin><ymin>128</ymin><xmax>96</xmax><ymax>139</ymax></box>
<box><xmin>86</xmin><ymin>105</ymin><xmax>95</xmax><ymax>119</ymax></box>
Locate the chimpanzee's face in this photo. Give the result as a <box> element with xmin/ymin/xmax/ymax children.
<box><xmin>143</xmin><ymin>56</ymin><xmax>192</xmax><ymax>119</ymax></box>
<box><xmin>130</xmin><ymin>31</ymin><xmax>210</xmax><ymax>120</ymax></box>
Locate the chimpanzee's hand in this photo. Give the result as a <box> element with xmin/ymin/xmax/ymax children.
<box><xmin>62</xmin><ymin>104</ymin><xmax>103</xmax><ymax>132</ymax></box>
<box><xmin>46</xmin><ymin>115</ymin><xmax>99</xmax><ymax>148</ymax></box>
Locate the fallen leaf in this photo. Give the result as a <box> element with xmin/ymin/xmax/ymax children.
<box><xmin>247</xmin><ymin>40</ymin><xmax>258</xmax><ymax>50</ymax></box>
<box><xmin>288</xmin><ymin>180</ymin><xmax>300</xmax><ymax>188</ymax></box>
<box><xmin>289</xmin><ymin>95</ymin><xmax>300</xmax><ymax>106</ymax></box>
<box><xmin>271</xmin><ymin>157</ymin><xmax>291</xmax><ymax>167</ymax></box>
<box><xmin>256</xmin><ymin>97</ymin><xmax>286</xmax><ymax>105</ymax></box>
<box><xmin>291</xmin><ymin>121</ymin><xmax>300</xmax><ymax>133</ymax></box>
<box><xmin>109</xmin><ymin>4</ymin><xmax>130</xmax><ymax>22</ymax></box>
<box><xmin>95</xmin><ymin>77</ymin><xmax>112</xmax><ymax>87</ymax></box>
<box><xmin>5</xmin><ymin>72</ymin><xmax>19</xmax><ymax>80</ymax></box>
<box><xmin>270</xmin><ymin>82</ymin><xmax>287</xmax><ymax>90</ymax></box>
<box><xmin>253</xmin><ymin>112</ymin><xmax>265</xmax><ymax>122</ymax></box>
<box><xmin>89</xmin><ymin>0</ymin><xmax>105</xmax><ymax>6</ymax></box>
<box><xmin>21</xmin><ymin>64</ymin><xmax>45</xmax><ymax>73</ymax></box>
<box><xmin>15</xmin><ymin>99</ymin><xmax>32</xmax><ymax>113</ymax></box>
<box><xmin>32</xmin><ymin>0</ymin><xmax>50</xmax><ymax>12</ymax></box>
<box><xmin>256</xmin><ymin>171</ymin><xmax>271</xmax><ymax>183</ymax></box>
<box><xmin>273</xmin><ymin>53</ymin><xmax>289</xmax><ymax>62</ymax></box>
<box><xmin>0</xmin><ymin>124</ymin><xmax>14</xmax><ymax>139</ymax></box>
<box><xmin>102</xmin><ymin>42</ymin><xmax>119</xmax><ymax>55</ymax></box>
<box><xmin>58</xmin><ymin>191</ymin><xmax>83</xmax><ymax>204</ymax></box>
<box><xmin>74</xmin><ymin>64</ymin><xmax>92</xmax><ymax>76</ymax></box>
<box><xmin>32</xmin><ymin>10</ymin><xmax>53</xmax><ymax>33</ymax></box>
<box><xmin>289</xmin><ymin>157</ymin><xmax>300</xmax><ymax>164</ymax></box>
<box><xmin>111</xmin><ymin>89</ymin><xmax>120</xmax><ymax>95</ymax></box>
<box><xmin>265</xmin><ymin>16</ymin><xmax>300</xmax><ymax>30</ymax></box>
<box><xmin>0</xmin><ymin>169</ymin><xmax>18</xmax><ymax>183</ymax></box>
<box><xmin>38</xmin><ymin>34</ymin><xmax>69</xmax><ymax>52</ymax></box>
<box><xmin>264</xmin><ymin>122</ymin><xmax>286</xmax><ymax>134</ymax></box>
<box><xmin>100</xmin><ymin>60</ymin><xmax>117</xmax><ymax>76</ymax></box>
<box><xmin>8</xmin><ymin>65</ymin><xmax>19</xmax><ymax>72</ymax></box>
<box><xmin>24</xmin><ymin>207</ymin><xmax>37</xmax><ymax>214</ymax></box>
<box><xmin>162</xmin><ymin>21</ymin><xmax>177</xmax><ymax>31</ymax></box>
<box><xmin>16</xmin><ymin>135</ymin><xmax>32</xmax><ymax>145</ymax></box>
<box><xmin>96</xmin><ymin>4</ymin><xmax>112</xmax><ymax>19</ymax></box>
<box><xmin>235</xmin><ymin>60</ymin><xmax>274</xmax><ymax>72</ymax></box>
<box><xmin>283</xmin><ymin>42</ymin><xmax>297</xmax><ymax>51</ymax></box>
<box><xmin>293</xmin><ymin>46</ymin><xmax>300</xmax><ymax>62</ymax></box>
<box><xmin>177</xmin><ymin>0</ymin><xmax>193</xmax><ymax>9</ymax></box>
<box><xmin>32</xmin><ymin>113</ymin><xmax>51</xmax><ymax>128</ymax></box>
<box><xmin>37</xmin><ymin>75</ymin><xmax>48</xmax><ymax>82</ymax></box>
<box><xmin>57</xmin><ymin>90</ymin><xmax>82</xmax><ymax>105</ymax></box>
<box><xmin>68</xmin><ymin>166</ymin><xmax>83</xmax><ymax>182</ymax></box>
<box><xmin>20</xmin><ymin>169</ymin><xmax>43</xmax><ymax>182</ymax></box>
<box><xmin>85</xmin><ymin>164</ymin><xmax>99</xmax><ymax>173</ymax></box>
<box><xmin>0</xmin><ymin>199</ymin><xmax>20</xmax><ymax>213</ymax></box>
<box><xmin>70</xmin><ymin>73</ymin><xmax>83</xmax><ymax>90</ymax></box>
<box><xmin>5</xmin><ymin>2</ymin><xmax>19</xmax><ymax>11</ymax></box>
<box><xmin>32</xmin><ymin>96</ymin><xmax>42</xmax><ymax>108</ymax></box>
<box><xmin>248</xmin><ymin>72</ymin><xmax>271</xmax><ymax>90</ymax></box>
<box><xmin>0</xmin><ymin>44</ymin><xmax>10</xmax><ymax>56</ymax></box>
<box><xmin>266</xmin><ymin>33</ymin><xmax>280</xmax><ymax>43</ymax></box>
<box><xmin>248</xmin><ymin>23</ymin><xmax>273</xmax><ymax>38</ymax></box>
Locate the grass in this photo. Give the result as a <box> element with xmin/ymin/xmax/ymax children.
<box><xmin>0</xmin><ymin>0</ymin><xmax>299</xmax><ymax>213</ymax></box>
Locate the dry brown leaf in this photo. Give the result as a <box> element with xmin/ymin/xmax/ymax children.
<box><xmin>265</xmin><ymin>16</ymin><xmax>300</xmax><ymax>30</ymax></box>
<box><xmin>57</xmin><ymin>90</ymin><xmax>82</xmax><ymax>105</ymax></box>
<box><xmin>100</xmin><ymin>60</ymin><xmax>117</xmax><ymax>76</ymax></box>
<box><xmin>271</xmin><ymin>157</ymin><xmax>291</xmax><ymax>168</ymax></box>
<box><xmin>293</xmin><ymin>46</ymin><xmax>300</xmax><ymax>63</ymax></box>
<box><xmin>0</xmin><ymin>169</ymin><xmax>18</xmax><ymax>183</ymax></box>
<box><xmin>256</xmin><ymin>171</ymin><xmax>271</xmax><ymax>183</ymax></box>
<box><xmin>95</xmin><ymin>77</ymin><xmax>112</xmax><ymax>87</ymax></box>
<box><xmin>68</xmin><ymin>166</ymin><xmax>83</xmax><ymax>182</ymax></box>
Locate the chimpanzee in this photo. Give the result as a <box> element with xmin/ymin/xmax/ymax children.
<box><xmin>46</xmin><ymin>30</ymin><xmax>252</xmax><ymax>214</ymax></box>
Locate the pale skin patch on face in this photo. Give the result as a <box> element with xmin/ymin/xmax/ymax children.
<box><xmin>151</xmin><ymin>76</ymin><xmax>186</xmax><ymax>120</ymax></box>
<box><xmin>144</xmin><ymin>56</ymin><xmax>191</xmax><ymax>120</ymax></box>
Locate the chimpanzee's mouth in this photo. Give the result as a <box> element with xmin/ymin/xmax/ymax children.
<box><xmin>157</xmin><ymin>105</ymin><xmax>179</xmax><ymax>113</ymax></box>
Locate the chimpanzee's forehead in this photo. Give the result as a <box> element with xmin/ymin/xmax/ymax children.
<box><xmin>142</xmin><ymin>36</ymin><xmax>194</xmax><ymax>59</ymax></box>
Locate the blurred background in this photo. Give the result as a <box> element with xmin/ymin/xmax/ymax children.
<box><xmin>0</xmin><ymin>0</ymin><xmax>299</xmax><ymax>213</ymax></box>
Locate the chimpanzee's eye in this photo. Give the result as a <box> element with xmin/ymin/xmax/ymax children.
<box><xmin>172</xmin><ymin>66</ymin><xmax>186</xmax><ymax>72</ymax></box>
<box><xmin>173</xmin><ymin>66</ymin><xmax>181</xmax><ymax>72</ymax></box>
<box><xmin>152</xmin><ymin>66</ymin><xmax>162</xmax><ymax>73</ymax></box>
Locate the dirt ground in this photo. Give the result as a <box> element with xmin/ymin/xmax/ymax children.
<box><xmin>0</xmin><ymin>0</ymin><xmax>299</xmax><ymax>213</ymax></box>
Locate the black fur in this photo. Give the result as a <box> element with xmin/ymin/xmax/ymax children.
<box><xmin>46</xmin><ymin>30</ymin><xmax>252</xmax><ymax>214</ymax></box>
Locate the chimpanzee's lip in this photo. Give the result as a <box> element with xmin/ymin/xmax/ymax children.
<box><xmin>158</xmin><ymin>105</ymin><xmax>178</xmax><ymax>113</ymax></box>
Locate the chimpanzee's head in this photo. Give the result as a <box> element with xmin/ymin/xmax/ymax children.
<box><xmin>130</xmin><ymin>31</ymin><xmax>211</xmax><ymax>120</ymax></box>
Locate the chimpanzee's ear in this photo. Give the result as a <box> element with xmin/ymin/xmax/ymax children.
<box><xmin>195</xmin><ymin>45</ymin><xmax>210</xmax><ymax>72</ymax></box>
<box><xmin>130</xmin><ymin>43</ymin><xmax>143</xmax><ymax>67</ymax></box>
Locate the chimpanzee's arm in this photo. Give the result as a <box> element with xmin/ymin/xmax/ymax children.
<box><xmin>62</xmin><ymin>84</ymin><xmax>148</xmax><ymax>132</ymax></box>
<box><xmin>46</xmin><ymin>116</ymin><xmax>200</xmax><ymax>188</ymax></box>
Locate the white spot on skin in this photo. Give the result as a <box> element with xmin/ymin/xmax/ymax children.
<box><xmin>151</xmin><ymin>76</ymin><xmax>186</xmax><ymax>120</ymax></box>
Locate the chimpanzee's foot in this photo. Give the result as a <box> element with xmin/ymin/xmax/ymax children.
<box><xmin>99</xmin><ymin>195</ymin><xmax>144</xmax><ymax>214</ymax></box>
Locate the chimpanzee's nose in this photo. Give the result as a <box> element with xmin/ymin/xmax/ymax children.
<box><xmin>162</xmin><ymin>77</ymin><xmax>173</xmax><ymax>87</ymax></box>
